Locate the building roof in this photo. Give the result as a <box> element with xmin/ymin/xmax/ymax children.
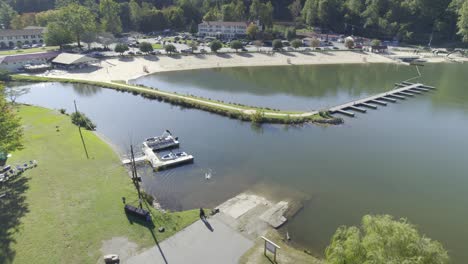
<box><xmin>199</xmin><ymin>21</ymin><xmax>249</xmax><ymax>27</ymax></box>
<box><xmin>0</xmin><ymin>28</ymin><xmax>45</xmax><ymax>37</ymax></box>
<box><xmin>0</xmin><ymin>51</ymin><xmax>59</xmax><ymax>64</ymax></box>
<box><xmin>52</xmin><ymin>53</ymin><xmax>98</xmax><ymax>65</ymax></box>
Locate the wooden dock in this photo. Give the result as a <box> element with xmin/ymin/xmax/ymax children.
<box><xmin>122</xmin><ymin>143</ymin><xmax>194</xmax><ymax>170</ymax></box>
<box><xmin>329</xmin><ymin>82</ymin><xmax>435</xmax><ymax>117</ymax></box>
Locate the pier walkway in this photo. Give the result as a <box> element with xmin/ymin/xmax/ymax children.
<box><xmin>329</xmin><ymin>82</ymin><xmax>435</xmax><ymax>117</ymax></box>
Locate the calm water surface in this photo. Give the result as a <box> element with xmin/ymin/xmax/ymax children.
<box><xmin>14</xmin><ymin>63</ymin><xmax>468</xmax><ymax>263</ymax></box>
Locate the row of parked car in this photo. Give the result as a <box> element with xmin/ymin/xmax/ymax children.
<box><xmin>0</xmin><ymin>160</ymin><xmax>38</xmax><ymax>184</ymax></box>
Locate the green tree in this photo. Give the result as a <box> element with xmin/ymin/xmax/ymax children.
<box><xmin>203</xmin><ymin>8</ymin><xmax>222</xmax><ymax>21</ymax></box>
<box><xmin>210</xmin><ymin>40</ymin><xmax>222</xmax><ymax>52</ymax></box>
<box><xmin>129</xmin><ymin>0</ymin><xmax>142</xmax><ymax>30</ymax></box>
<box><xmin>371</xmin><ymin>39</ymin><xmax>381</xmax><ymax>46</ymax></box>
<box><xmin>164</xmin><ymin>44</ymin><xmax>177</xmax><ymax>54</ymax></box>
<box><xmin>0</xmin><ymin>1</ymin><xmax>18</xmax><ymax>29</ymax></box>
<box><xmin>81</xmin><ymin>31</ymin><xmax>97</xmax><ymax>50</ymax></box>
<box><xmin>284</xmin><ymin>27</ymin><xmax>296</xmax><ymax>40</ymax></box>
<box><xmin>0</xmin><ymin>70</ymin><xmax>11</xmax><ymax>81</ymax></box>
<box><xmin>253</xmin><ymin>40</ymin><xmax>263</xmax><ymax>50</ymax></box>
<box><xmin>457</xmin><ymin>0</ymin><xmax>468</xmax><ymax>42</ymax></box>
<box><xmin>246</xmin><ymin>23</ymin><xmax>259</xmax><ymax>40</ymax></box>
<box><xmin>289</xmin><ymin>0</ymin><xmax>302</xmax><ymax>25</ymax></box>
<box><xmin>310</xmin><ymin>37</ymin><xmax>321</xmax><ymax>48</ymax></box>
<box><xmin>301</xmin><ymin>0</ymin><xmax>318</xmax><ymax>26</ymax></box>
<box><xmin>291</xmin><ymin>39</ymin><xmax>302</xmax><ymax>49</ymax></box>
<box><xmin>114</xmin><ymin>43</ymin><xmax>129</xmax><ymax>55</ymax></box>
<box><xmin>70</xmin><ymin>111</ymin><xmax>96</xmax><ymax>130</ymax></box>
<box><xmin>344</xmin><ymin>37</ymin><xmax>354</xmax><ymax>49</ymax></box>
<box><xmin>230</xmin><ymin>40</ymin><xmax>243</xmax><ymax>52</ymax></box>
<box><xmin>139</xmin><ymin>42</ymin><xmax>153</xmax><ymax>53</ymax></box>
<box><xmin>325</xmin><ymin>215</ymin><xmax>449</xmax><ymax>264</ymax></box>
<box><xmin>189</xmin><ymin>41</ymin><xmax>198</xmax><ymax>52</ymax></box>
<box><xmin>249</xmin><ymin>0</ymin><xmax>273</xmax><ymax>27</ymax></box>
<box><xmin>0</xmin><ymin>84</ymin><xmax>24</xmax><ymax>154</ymax></box>
<box><xmin>58</xmin><ymin>4</ymin><xmax>96</xmax><ymax>47</ymax></box>
<box><xmin>100</xmin><ymin>0</ymin><xmax>122</xmax><ymax>34</ymax></box>
<box><xmin>272</xmin><ymin>39</ymin><xmax>283</xmax><ymax>50</ymax></box>
<box><xmin>44</xmin><ymin>22</ymin><xmax>73</xmax><ymax>49</ymax></box>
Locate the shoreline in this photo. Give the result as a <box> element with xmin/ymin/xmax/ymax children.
<box><xmin>11</xmin><ymin>75</ymin><xmax>344</xmax><ymax>125</ymax></box>
<box><xmin>39</xmin><ymin>50</ymin><xmax>397</xmax><ymax>82</ymax></box>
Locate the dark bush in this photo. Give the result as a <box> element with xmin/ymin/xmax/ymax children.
<box><xmin>70</xmin><ymin>111</ymin><xmax>96</xmax><ymax>130</ymax></box>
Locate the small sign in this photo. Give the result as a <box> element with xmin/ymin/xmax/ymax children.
<box><xmin>261</xmin><ymin>236</ymin><xmax>280</xmax><ymax>262</ymax></box>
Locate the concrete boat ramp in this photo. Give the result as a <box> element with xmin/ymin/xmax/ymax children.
<box><xmin>329</xmin><ymin>82</ymin><xmax>435</xmax><ymax>117</ymax></box>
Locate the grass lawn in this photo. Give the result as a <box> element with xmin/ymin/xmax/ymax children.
<box><xmin>0</xmin><ymin>105</ymin><xmax>199</xmax><ymax>264</ymax></box>
<box><xmin>239</xmin><ymin>230</ymin><xmax>323</xmax><ymax>264</ymax></box>
<box><xmin>152</xmin><ymin>43</ymin><xmax>163</xmax><ymax>49</ymax></box>
<box><xmin>0</xmin><ymin>46</ymin><xmax>59</xmax><ymax>56</ymax></box>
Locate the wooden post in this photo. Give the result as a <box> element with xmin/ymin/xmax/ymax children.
<box><xmin>74</xmin><ymin>100</ymin><xmax>89</xmax><ymax>159</ymax></box>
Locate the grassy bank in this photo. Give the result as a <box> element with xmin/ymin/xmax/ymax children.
<box><xmin>0</xmin><ymin>46</ymin><xmax>59</xmax><ymax>56</ymax></box>
<box><xmin>10</xmin><ymin>74</ymin><xmax>342</xmax><ymax>125</ymax></box>
<box><xmin>239</xmin><ymin>230</ymin><xmax>323</xmax><ymax>264</ymax></box>
<box><xmin>0</xmin><ymin>105</ymin><xmax>199</xmax><ymax>264</ymax></box>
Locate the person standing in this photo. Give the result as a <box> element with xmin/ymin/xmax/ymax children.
<box><xmin>199</xmin><ymin>208</ymin><xmax>206</xmax><ymax>220</ymax></box>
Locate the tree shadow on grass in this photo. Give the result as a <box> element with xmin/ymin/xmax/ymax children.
<box><xmin>215</xmin><ymin>53</ymin><xmax>231</xmax><ymax>59</ymax></box>
<box><xmin>281</xmin><ymin>52</ymin><xmax>296</xmax><ymax>57</ymax></box>
<box><xmin>118</xmin><ymin>56</ymin><xmax>134</xmax><ymax>62</ymax></box>
<box><xmin>194</xmin><ymin>53</ymin><xmax>206</xmax><ymax>59</ymax></box>
<box><xmin>237</xmin><ymin>52</ymin><xmax>253</xmax><ymax>58</ymax></box>
<box><xmin>167</xmin><ymin>54</ymin><xmax>182</xmax><ymax>59</ymax></box>
<box><xmin>0</xmin><ymin>176</ymin><xmax>30</xmax><ymax>264</ymax></box>
<box><xmin>143</xmin><ymin>56</ymin><xmax>159</xmax><ymax>62</ymax></box>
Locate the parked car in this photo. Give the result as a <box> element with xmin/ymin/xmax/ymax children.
<box><xmin>136</xmin><ymin>51</ymin><xmax>143</xmax><ymax>55</ymax></box>
<box><xmin>200</xmin><ymin>49</ymin><xmax>207</xmax><ymax>53</ymax></box>
<box><xmin>241</xmin><ymin>47</ymin><xmax>248</xmax><ymax>52</ymax></box>
<box><xmin>22</xmin><ymin>45</ymin><xmax>31</xmax><ymax>49</ymax></box>
<box><xmin>127</xmin><ymin>51</ymin><xmax>135</xmax><ymax>55</ymax></box>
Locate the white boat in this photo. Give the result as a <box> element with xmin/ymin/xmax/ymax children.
<box><xmin>144</xmin><ymin>130</ymin><xmax>179</xmax><ymax>151</ymax></box>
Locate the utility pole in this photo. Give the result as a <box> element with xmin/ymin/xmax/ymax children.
<box><xmin>130</xmin><ymin>144</ymin><xmax>142</xmax><ymax>208</ymax></box>
<box><xmin>74</xmin><ymin>100</ymin><xmax>89</xmax><ymax>159</ymax></box>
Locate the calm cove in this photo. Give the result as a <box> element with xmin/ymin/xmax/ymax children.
<box><xmin>13</xmin><ymin>63</ymin><xmax>468</xmax><ymax>263</ymax></box>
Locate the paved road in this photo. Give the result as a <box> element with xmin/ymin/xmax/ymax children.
<box><xmin>126</xmin><ymin>216</ymin><xmax>254</xmax><ymax>264</ymax></box>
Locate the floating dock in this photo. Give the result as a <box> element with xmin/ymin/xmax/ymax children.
<box><xmin>122</xmin><ymin>144</ymin><xmax>193</xmax><ymax>170</ymax></box>
<box><xmin>329</xmin><ymin>82</ymin><xmax>435</xmax><ymax>117</ymax></box>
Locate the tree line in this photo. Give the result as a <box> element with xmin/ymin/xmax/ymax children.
<box><xmin>0</xmin><ymin>0</ymin><xmax>468</xmax><ymax>44</ymax></box>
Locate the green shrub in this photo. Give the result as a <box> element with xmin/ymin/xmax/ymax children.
<box><xmin>0</xmin><ymin>70</ymin><xmax>11</xmax><ymax>81</ymax></box>
<box><xmin>70</xmin><ymin>111</ymin><xmax>96</xmax><ymax>130</ymax></box>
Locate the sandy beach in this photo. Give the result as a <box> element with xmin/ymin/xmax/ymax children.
<box><xmin>39</xmin><ymin>51</ymin><xmax>396</xmax><ymax>82</ymax></box>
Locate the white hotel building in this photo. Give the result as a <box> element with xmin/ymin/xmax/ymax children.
<box><xmin>0</xmin><ymin>27</ymin><xmax>45</xmax><ymax>49</ymax></box>
<box><xmin>198</xmin><ymin>21</ymin><xmax>257</xmax><ymax>39</ymax></box>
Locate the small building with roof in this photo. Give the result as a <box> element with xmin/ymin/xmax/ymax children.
<box><xmin>0</xmin><ymin>51</ymin><xmax>59</xmax><ymax>72</ymax></box>
<box><xmin>51</xmin><ymin>53</ymin><xmax>98</xmax><ymax>69</ymax></box>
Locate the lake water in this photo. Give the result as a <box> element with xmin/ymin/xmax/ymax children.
<box><xmin>13</xmin><ymin>63</ymin><xmax>468</xmax><ymax>263</ymax></box>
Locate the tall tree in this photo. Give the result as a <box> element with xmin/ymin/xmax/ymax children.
<box><xmin>44</xmin><ymin>21</ymin><xmax>73</xmax><ymax>48</ymax></box>
<box><xmin>129</xmin><ymin>0</ymin><xmax>142</xmax><ymax>30</ymax></box>
<box><xmin>457</xmin><ymin>0</ymin><xmax>468</xmax><ymax>42</ymax></box>
<box><xmin>0</xmin><ymin>84</ymin><xmax>24</xmax><ymax>155</ymax></box>
<box><xmin>301</xmin><ymin>0</ymin><xmax>318</xmax><ymax>26</ymax></box>
<box><xmin>100</xmin><ymin>0</ymin><xmax>122</xmax><ymax>34</ymax></box>
<box><xmin>289</xmin><ymin>0</ymin><xmax>302</xmax><ymax>25</ymax></box>
<box><xmin>58</xmin><ymin>4</ymin><xmax>96</xmax><ymax>47</ymax></box>
<box><xmin>325</xmin><ymin>215</ymin><xmax>449</xmax><ymax>264</ymax></box>
<box><xmin>10</xmin><ymin>13</ymin><xmax>37</xmax><ymax>29</ymax></box>
<box><xmin>0</xmin><ymin>1</ymin><xmax>18</xmax><ymax>29</ymax></box>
